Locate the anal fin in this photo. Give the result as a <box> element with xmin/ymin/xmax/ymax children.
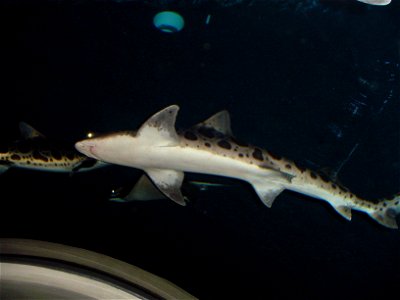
<box><xmin>145</xmin><ymin>168</ymin><xmax>186</xmax><ymax>206</ymax></box>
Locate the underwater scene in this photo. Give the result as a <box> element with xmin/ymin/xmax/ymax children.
<box><xmin>0</xmin><ymin>0</ymin><xmax>399</xmax><ymax>299</ymax></box>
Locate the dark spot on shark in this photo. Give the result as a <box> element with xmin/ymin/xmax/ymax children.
<box><xmin>252</xmin><ymin>148</ymin><xmax>264</xmax><ymax>161</ymax></box>
<box><xmin>267</xmin><ymin>151</ymin><xmax>282</xmax><ymax>161</ymax></box>
<box><xmin>318</xmin><ymin>172</ymin><xmax>330</xmax><ymax>183</ymax></box>
<box><xmin>184</xmin><ymin>131</ymin><xmax>198</xmax><ymax>141</ymax></box>
<box><xmin>33</xmin><ymin>150</ymin><xmax>48</xmax><ymax>162</ymax></box>
<box><xmin>285</xmin><ymin>164</ymin><xmax>292</xmax><ymax>169</ymax></box>
<box><xmin>198</xmin><ymin>127</ymin><xmax>216</xmax><ymax>139</ymax></box>
<box><xmin>238</xmin><ymin>153</ymin><xmax>244</xmax><ymax>157</ymax></box>
<box><xmin>204</xmin><ymin>142</ymin><xmax>211</xmax><ymax>148</ymax></box>
<box><xmin>230</xmin><ymin>137</ymin><xmax>248</xmax><ymax>147</ymax></box>
<box><xmin>218</xmin><ymin>140</ymin><xmax>232</xmax><ymax>150</ymax></box>
<box><xmin>11</xmin><ymin>154</ymin><xmax>21</xmax><ymax>161</ymax></box>
<box><xmin>295</xmin><ymin>162</ymin><xmax>306</xmax><ymax>173</ymax></box>
<box><xmin>310</xmin><ymin>172</ymin><xmax>317</xmax><ymax>179</ymax></box>
<box><xmin>331</xmin><ymin>183</ymin><xmax>337</xmax><ymax>189</ymax></box>
<box><xmin>52</xmin><ymin>150</ymin><xmax>62</xmax><ymax>160</ymax></box>
<box><xmin>66</xmin><ymin>152</ymin><xmax>75</xmax><ymax>160</ymax></box>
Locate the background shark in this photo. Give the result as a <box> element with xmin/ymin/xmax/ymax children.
<box><xmin>0</xmin><ymin>122</ymin><xmax>105</xmax><ymax>175</ymax></box>
<box><xmin>357</xmin><ymin>0</ymin><xmax>391</xmax><ymax>4</ymax></box>
<box><xmin>75</xmin><ymin>105</ymin><xmax>400</xmax><ymax>229</ymax></box>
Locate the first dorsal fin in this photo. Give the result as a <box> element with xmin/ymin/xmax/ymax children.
<box><xmin>137</xmin><ymin>105</ymin><xmax>180</xmax><ymax>146</ymax></box>
<box><xmin>19</xmin><ymin>122</ymin><xmax>46</xmax><ymax>139</ymax></box>
<box><xmin>193</xmin><ymin>110</ymin><xmax>232</xmax><ymax>136</ymax></box>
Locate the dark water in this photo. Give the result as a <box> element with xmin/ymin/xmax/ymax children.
<box><xmin>1</xmin><ymin>1</ymin><xmax>399</xmax><ymax>299</ymax></box>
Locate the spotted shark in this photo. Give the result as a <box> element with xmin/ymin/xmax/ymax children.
<box><xmin>0</xmin><ymin>122</ymin><xmax>105</xmax><ymax>174</ymax></box>
<box><xmin>75</xmin><ymin>105</ymin><xmax>400</xmax><ymax>229</ymax></box>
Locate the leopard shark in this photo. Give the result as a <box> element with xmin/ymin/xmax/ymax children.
<box><xmin>0</xmin><ymin>122</ymin><xmax>105</xmax><ymax>174</ymax></box>
<box><xmin>75</xmin><ymin>105</ymin><xmax>400</xmax><ymax>229</ymax></box>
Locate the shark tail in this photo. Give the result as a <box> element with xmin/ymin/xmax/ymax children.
<box><xmin>368</xmin><ymin>193</ymin><xmax>400</xmax><ymax>229</ymax></box>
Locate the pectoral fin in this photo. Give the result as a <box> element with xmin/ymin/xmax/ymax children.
<box><xmin>145</xmin><ymin>168</ymin><xmax>186</xmax><ymax>206</ymax></box>
<box><xmin>248</xmin><ymin>170</ymin><xmax>292</xmax><ymax>207</ymax></box>
<box><xmin>251</xmin><ymin>181</ymin><xmax>285</xmax><ymax>208</ymax></box>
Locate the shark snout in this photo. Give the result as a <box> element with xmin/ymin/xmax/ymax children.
<box><xmin>75</xmin><ymin>140</ymin><xmax>98</xmax><ymax>159</ymax></box>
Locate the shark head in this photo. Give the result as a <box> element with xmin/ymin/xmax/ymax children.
<box><xmin>75</xmin><ymin>105</ymin><xmax>181</xmax><ymax>167</ymax></box>
<box><xmin>75</xmin><ymin>131</ymin><xmax>139</xmax><ymax>163</ymax></box>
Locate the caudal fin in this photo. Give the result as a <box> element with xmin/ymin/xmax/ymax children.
<box><xmin>369</xmin><ymin>194</ymin><xmax>400</xmax><ymax>229</ymax></box>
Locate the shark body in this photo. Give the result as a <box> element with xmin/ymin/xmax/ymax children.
<box><xmin>357</xmin><ymin>0</ymin><xmax>391</xmax><ymax>5</ymax></box>
<box><xmin>0</xmin><ymin>122</ymin><xmax>105</xmax><ymax>174</ymax></box>
<box><xmin>75</xmin><ymin>105</ymin><xmax>400</xmax><ymax>229</ymax></box>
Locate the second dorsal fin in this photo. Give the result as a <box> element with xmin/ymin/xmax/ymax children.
<box><xmin>193</xmin><ymin>110</ymin><xmax>232</xmax><ymax>136</ymax></box>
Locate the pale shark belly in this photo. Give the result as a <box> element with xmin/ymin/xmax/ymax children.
<box><xmin>122</xmin><ymin>145</ymin><xmax>283</xmax><ymax>183</ymax></box>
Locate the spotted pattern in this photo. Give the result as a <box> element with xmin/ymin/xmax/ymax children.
<box><xmin>252</xmin><ymin>148</ymin><xmax>263</xmax><ymax>161</ymax></box>
<box><xmin>52</xmin><ymin>150</ymin><xmax>62</xmax><ymax>160</ymax></box>
<box><xmin>267</xmin><ymin>150</ymin><xmax>282</xmax><ymax>161</ymax></box>
<box><xmin>11</xmin><ymin>154</ymin><xmax>21</xmax><ymax>161</ymax></box>
<box><xmin>0</xmin><ymin>138</ymin><xmax>92</xmax><ymax>173</ymax></box>
<box><xmin>218</xmin><ymin>140</ymin><xmax>232</xmax><ymax>150</ymax></box>
<box><xmin>197</xmin><ymin>127</ymin><xmax>216</xmax><ymax>139</ymax></box>
<box><xmin>33</xmin><ymin>150</ymin><xmax>49</xmax><ymax>162</ymax></box>
<box><xmin>184</xmin><ymin>131</ymin><xmax>198</xmax><ymax>141</ymax></box>
<box><xmin>176</xmin><ymin>124</ymin><xmax>396</xmax><ymax>224</ymax></box>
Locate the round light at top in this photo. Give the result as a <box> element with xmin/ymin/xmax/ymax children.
<box><xmin>153</xmin><ymin>11</ymin><xmax>184</xmax><ymax>33</ymax></box>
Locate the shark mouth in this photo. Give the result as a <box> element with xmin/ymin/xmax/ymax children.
<box><xmin>74</xmin><ymin>141</ymin><xmax>98</xmax><ymax>160</ymax></box>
